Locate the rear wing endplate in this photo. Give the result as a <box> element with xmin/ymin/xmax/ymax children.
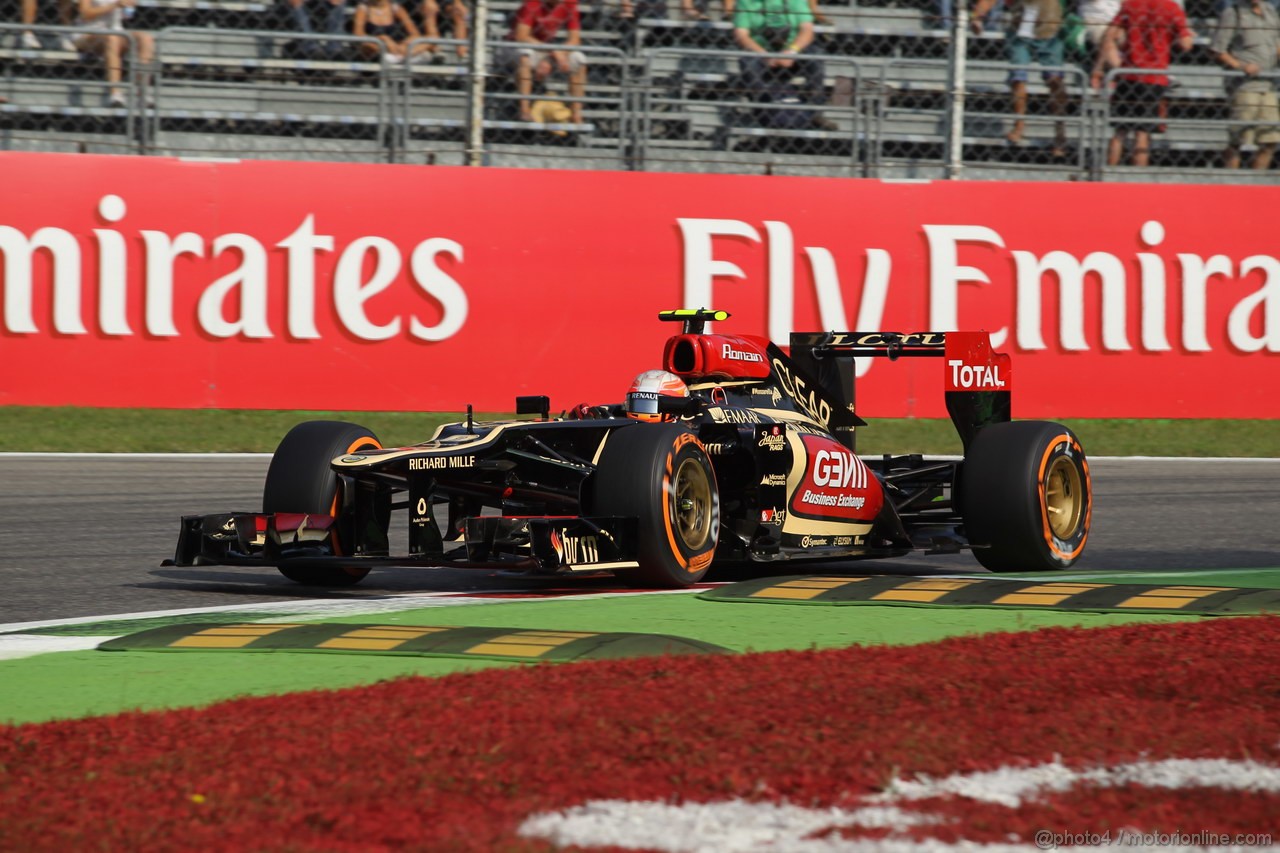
<box><xmin>790</xmin><ymin>331</ymin><xmax>1011</xmax><ymax>452</ymax></box>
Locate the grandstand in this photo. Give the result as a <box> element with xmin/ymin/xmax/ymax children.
<box><xmin>0</xmin><ymin>0</ymin><xmax>1273</xmax><ymax>182</ymax></box>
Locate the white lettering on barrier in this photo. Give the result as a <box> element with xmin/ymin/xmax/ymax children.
<box><xmin>201</xmin><ymin>232</ymin><xmax>271</xmax><ymax>339</ymax></box>
<box><xmin>924</xmin><ymin>224</ymin><xmax>1008</xmax><ymax>350</ymax></box>
<box><xmin>927</xmin><ymin>220</ymin><xmax>1280</xmax><ymax>355</ymax></box>
<box><xmin>678</xmin><ymin>218</ymin><xmax>890</xmax><ymax>376</ymax></box>
<box><xmin>141</xmin><ymin>229</ymin><xmax>204</xmax><ymax>337</ymax></box>
<box><xmin>277</xmin><ymin>214</ymin><xmax>331</xmax><ymax>340</ymax></box>
<box><xmin>6</xmin><ymin>203</ymin><xmax>1279</xmax><ymax>359</ymax></box>
<box><xmin>679</xmin><ymin>218</ymin><xmax>1280</xmax><ymax>369</ymax></box>
<box><xmin>0</xmin><ymin>225</ymin><xmax>83</xmax><ymax>335</ymax></box>
<box><xmin>334</xmin><ymin>235</ymin><xmax>401</xmax><ymax>341</ymax></box>
<box><xmin>410</xmin><ymin>238</ymin><xmax>467</xmax><ymax>342</ymax></box>
<box><xmin>1</xmin><ymin>194</ymin><xmax>469</xmax><ymax>343</ymax></box>
<box><xmin>95</xmin><ymin>193</ymin><xmax>129</xmax><ymax>336</ymax></box>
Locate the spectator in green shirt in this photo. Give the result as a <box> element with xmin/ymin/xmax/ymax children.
<box><xmin>732</xmin><ymin>0</ymin><xmax>835</xmax><ymax>130</ymax></box>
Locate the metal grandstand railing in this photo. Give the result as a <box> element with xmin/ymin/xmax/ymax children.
<box><xmin>874</xmin><ymin>58</ymin><xmax>1093</xmax><ymax>174</ymax></box>
<box><xmin>149</xmin><ymin>27</ymin><xmax>395</xmax><ymax>160</ymax></box>
<box><xmin>1093</xmin><ymin>65</ymin><xmax>1278</xmax><ymax>177</ymax></box>
<box><xmin>393</xmin><ymin>38</ymin><xmax>633</xmax><ymax>169</ymax></box>
<box><xmin>0</xmin><ymin>22</ymin><xmax>148</xmax><ymax>153</ymax></box>
<box><xmin>2</xmin><ymin>2</ymin><xmax>1277</xmax><ymax>183</ymax></box>
<box><xmin>638</xmin><ymin>48</ymin><xmax>870</xmax><ymax>175</ymax></box>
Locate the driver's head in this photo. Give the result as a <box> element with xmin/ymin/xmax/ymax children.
<box><xmin>625</xmin><ymin>369</ymin><xmax>689</xmax><ymax>422</ymax></box>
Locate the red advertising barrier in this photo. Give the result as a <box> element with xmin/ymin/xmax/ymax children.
<box><xmin>1</xmin><ymin>151</ymin><xmax>1277</xmax><ymax>418</ymax></box>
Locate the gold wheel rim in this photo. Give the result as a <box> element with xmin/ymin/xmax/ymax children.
<box><xmin>672</xmin><ymin>457</ymin><xmax>712</xmax><ymax>551</ymax></box>
<box><xmin>1045</xmin><ymin>456</ymin><xmax>1083</xmax><ymax>539</ymax></box>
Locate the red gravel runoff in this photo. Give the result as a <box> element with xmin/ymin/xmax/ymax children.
<box><xmin>2</xmin><ymin>616</ymin><xmax>1279</xmax><ymax>850</ymax></box>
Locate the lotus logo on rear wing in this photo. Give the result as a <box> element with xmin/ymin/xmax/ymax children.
<box><xmin>792</xmin><ymin>331</ymin><xmax>949</xmax><ymax>360</ymax></box>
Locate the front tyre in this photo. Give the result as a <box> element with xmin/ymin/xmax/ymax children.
<box><xmin>960</xmin><ymin>421</ymin><xmax>1091</xmax><ymax>573</ymax></box>
<box><xmin>592</xmin><ymin>424</ymin><xmax>720</xmax><ymax>588</ymax></box>
<box><xmin>263</xmin><ymin>420</ymin><xmax>384</xmax><ymax>586</ymax></box>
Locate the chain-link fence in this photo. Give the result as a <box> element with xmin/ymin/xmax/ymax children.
<box><xmin>639</xmin><ymin>48</ymin><xmax>870</xmax><ymax>175</ymax></box>
<box><xmin>2</xmin><ymin>0</ymin><xmax>1277</xmax><ymax>182</ymax></box>
<box><xmin>150</xmin><ymin>27</ymin><xmax>396</xmax><ymax>160</ymax></box>
<box><xmin>397</xmin><ymin>38</ymin><xmax>632</xmax><ymax>167</ymax></box>
<box><xmin>1</xmin><ymin>22</ymin><xmax>147</xmax><ymax>153</ymax></box>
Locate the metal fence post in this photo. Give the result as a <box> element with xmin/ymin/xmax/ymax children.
<box><xmin>1084</xmin><ymin>86</ymin><xmax>1104</xmax><ymax>181</ymax></box>
<box><xmin>944</xmin><ymin>4</ymin><xmax>969</xmax><ymax>179</ymax></box>
<box><xmin>466</xmin><ymin>0</ymin><xmax>489</xmax><ymax>166</ymax></box>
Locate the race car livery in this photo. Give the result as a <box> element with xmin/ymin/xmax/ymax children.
<box><xmin>168</xmin><ymin>310</ymin><xmax>1091</xmax><ymax>587</ymax></box>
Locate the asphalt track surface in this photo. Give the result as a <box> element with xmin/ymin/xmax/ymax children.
<box><xmin>2</xmin><ymin>454</ymin><xmax>1278</xmax><ymax>626</ymax></box>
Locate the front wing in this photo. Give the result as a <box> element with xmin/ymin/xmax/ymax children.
<box><xmin>168</xmin><ymin>511</ymin><xmax>641</xmax><ymax>575</ymax></box>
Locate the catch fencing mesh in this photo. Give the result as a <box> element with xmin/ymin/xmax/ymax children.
<box><xmin>0</xmin><ymin>0</ymin><xmax>1275</xmax><ymax>181</ymax></box>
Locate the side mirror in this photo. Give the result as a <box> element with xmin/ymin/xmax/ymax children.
<box><xmin>516</xmin><ymin>395</ymin><xmax>551</xmax><ymax>420</ymax></box>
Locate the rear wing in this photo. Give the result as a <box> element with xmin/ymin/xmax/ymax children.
<box><xmin>789</xmin><ymin>331</ymin><xmax>1011</xmax><ymax>453</ymax></box>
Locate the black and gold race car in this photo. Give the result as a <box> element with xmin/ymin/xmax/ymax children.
<box><xmin>168</xmin><ymin>309</ymin><xmax>1091</xmax><ymax>588</ymax></box>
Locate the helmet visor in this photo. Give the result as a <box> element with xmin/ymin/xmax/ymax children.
<box><xmin>627</xmin><ymin>392</ymin><xmax>661</xmax><ymax>415</ymax></box>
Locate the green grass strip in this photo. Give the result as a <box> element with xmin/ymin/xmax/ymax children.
<box><xmin>1</xmin><ymin>407</ymin><xmax>1277</xmax><ymax>456</ymax></box>
<box><xmin>0</xmin><ymin>594</ymin><xmax>1202</xmax><ymax>725</ymax></box>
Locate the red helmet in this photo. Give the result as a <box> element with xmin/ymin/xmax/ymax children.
<box><xmin>625</xmin><ymin>370</ymin><xmax>689</xmax><ymax>422</ymax></box>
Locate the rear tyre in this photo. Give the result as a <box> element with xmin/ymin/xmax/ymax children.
<box><xmin>592</xmin><ymin>424</ymin><xmax>720</xmax><ymax>588</ymax></box>
<box><xmin>263</xmin><ymin>420</ymin><xmax>383</xmax><ymax>586</ymax></box>
<box><xmin>960</xmin><ymin>420</ymin><xmax>1091</xmax><ymax>573</ymax></box>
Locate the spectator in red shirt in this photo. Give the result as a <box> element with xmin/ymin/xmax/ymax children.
<box><xmin>1090</xmin><ymin>0</ymin><xmax>1194</xmax><ymax>166</ymax></box>
<box><xmin>502</xmin><ymin>0</ymin><xmax>587</xmax><ymax>124</ymax></box>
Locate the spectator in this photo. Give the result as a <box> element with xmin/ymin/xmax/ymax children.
<box><xmin>353</xmin><ymin>0</ymin><xmax>431</xmax><ymax>62</ymax></box>
<box><xmin>73</xmin><ymin>0</ymin><xmax>155</xmax><ymax>107</ymax></box>
<box><xmin>732</xmin><ymin>0</ymin><xmax>837</xmax><ymax>131</ymax></box>
<box><xmin>19</xmin><ymin>0</ymin><xmax>77</xmax><ymax>51</ymax></box>
<box><xmin>612</xmin><ymin>0</ymin><xmax>664</xmax><ymax>54</ymax></box>
<box><xmin>421</xmin><ymin>0</ymin><xmax>468</xmax><ymax>59</ymax></box>
<box><xmin>1090</xmin><ymin>0</ymin><xmax>1194</xmax><ymax>166</ymax></box>
<box><xmin>278</xmin><ymin>0</ymin><xmax>348</xmax><ymax>60</ymax></box>
<box><xmin>937</xmin><ymin>0</ymin><xmax>1004</xmax><ymax>36</ymax></box>
<box><xmin>617</xmin><ymin>0</ymin><xmax>666</xmax><ymax>24</ymax></box>
<box><xmin>677</xmin><ymin>0</ymin><xmax>736</xmax><ymax>21</ymax></box>
<box><xmin>1211</xmin><ymin>0</ymin><xmax>1280</xmax><ymax>169</ymax></box>
<box><xmin>972</xmin><ymin>0</ymin><xmax>1069</xmax><ymax>155</ymax></box>
<box><xmin>686</xmin><ymin>0</ymin><xmax>824</xmax><ymax>23</ymax></box>
<box><xmin>1078</xmin><ymin>0</ymin><xmax>1121</xmax><ymax>48</ymax></box>
<box><xmin>1076</xmin><ymin>0</ymin><xmax>1123</xmax><ymax>71</ymax></box>
<box><xmin>503</xmin><ymin>0</ymin><xmax>588</xmax><ymax>125</ymax></box>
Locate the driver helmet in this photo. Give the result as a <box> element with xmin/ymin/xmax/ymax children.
<box><xmin>626</xmin><ymin>369</ymin><xmax>689</xmax><ymax>422</ymax></box>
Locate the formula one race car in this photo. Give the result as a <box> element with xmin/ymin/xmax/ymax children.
<box><xmin>168</xmin><ymin>310</ymin><xmax>1091</xmax><ymax>588</ymax></box>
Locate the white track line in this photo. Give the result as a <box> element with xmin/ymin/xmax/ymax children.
<box><xmin>519</xmin><ymin>758</ymin><xmax>1280</xmax><ymax>852</ymax></box>
<box><xmin>1</xmin><ymin>586</ymin><xmax>702</xmax><ymax>633</ymax></box>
